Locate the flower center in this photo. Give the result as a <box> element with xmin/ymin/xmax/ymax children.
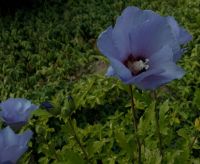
<box><xmin>124</xmin><ymin>56</ymin><xmax>149</xmax><ymax>75</ymax></box>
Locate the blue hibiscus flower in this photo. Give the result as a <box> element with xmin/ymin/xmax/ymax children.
<box><xmin>97</xmin><ymin>6</ymin><xmax>192</xmax><ymax>90</ymax></box>
<box><xmin>0</xmin><ymin>98</ymin><xmax>38</xmax><ymax>130</ymax></box>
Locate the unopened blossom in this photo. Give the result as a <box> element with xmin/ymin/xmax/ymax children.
<box><xmin>97</xmin><ymin>6</ymin><xmax>192</xmax><ymax>90</ymax></box>
<box><xmin>0</xmin><ymin>126</ymin><xmax>33</xmax><ymax>163</ymax></box>
<box><xmin>0</xmin><ymin>98</ymin><xmax>38</xmax><ymax>130</ymax></box>
<box><xmin>40</xmin><ymin>101</ymin><xmax>53</xmax><ymax>110</ymax></box>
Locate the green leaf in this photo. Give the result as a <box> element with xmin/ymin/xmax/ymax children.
<box><xmin>194</xmin><ymin>117</ymin><xmax>200</xmax><ymax>131</ymax></box>
<box><xmin>138</xmin><ymin>101</ymin><xmax>156</xmax><ymax>137</ymax></box>
<box><xmin>57</xmin><ymin>149</ymin><xmax>86</xmax><ymax>164</ymax></box>
<box><xmin>193</xmin><ymin>89</ymin><xmax>200</xmax><ymax>108</ymax></box>
<box><xmin>177</xmin><ymin>128</ymin><xmax>190</xmax><ymax>143</ymax></box>
<box><xmin>32</xmin><ymin>109</ymin><xmax>52</xmax><ymax>118</ymax></box>
<box><xmin>159</xmin><ymin>100</ymin><xmax>170</xmax><ymax>135</ymax></box>
<box><xmin>115</xmin><ymin>131</ymin><xmax>134</xmax><ymax>156</ymax></box>
<box><xmin>87</xmin><ymin>140</ymin><xmax>106</xmax><ymax>157</ymax></box>
<box><xmin>159</xmin><ymin>100</ymin><xmax>170</xmax><ymax>118</ymax></box>
<box><xmin>144</xmin><ymin>148</ymin><xmax>162</xmax><ymax>164</ymax></box>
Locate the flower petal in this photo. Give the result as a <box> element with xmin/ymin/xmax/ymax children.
<box><xmin>0</xmin><ymin>146</ymin><xmax>27</xmax><ymax>163</ymax></box>
<box><xmin>135</xmin><ymin>74</ymin><xmax>167</xmax><ymax>90</ymax></box>
<box><xmin>114</xmin><ymin>6</ymin><xmax>161</xmax><ymax>34</ymax></box>
<box><xmin>0</xmin><ymin>127</ymin><xmax>32</xmax><ymax>163</ymax></box>
<box><xmin>18</xmin><ymin>130</ymin><xmax>33</xmax><ymax>146</ymax></box>
<box><xmin>148</xmin><ymin>46</ymin><xmax>185</xmax><ymax>81</ymax></box>
<box><xmin>125</xmin><ymin>68</ymin><xmax>164</xmax><ymax>85</ymax></box>
<box><xmin>112</xmin><ymin>7</ymin><xmax>162</xmax><ymax>59</ymax></box>
<box><xmin>0</xmin><ymin>127</ymin><xmax>17</xmax><ymax>147</ymax></box>
<box><xmin>137</xmin><ymin>63</ymin><xmax>185</xmax><ymax>90</ymax></box>
<box><xmin>179</xmin><ymin>27</ymin><xmax>192</xmax><ymax>44</ymax></box>
<box><xmin>148</xmin><ymin>45</ymin><xmax>173</xmax><ymax>68</ymax></box>
<box><xmin>129</xmin><ymin>16</ymin><xmax>181</xmax><ymax>60</ymax></box>
<box><xmin>108</xmin><ymin>57</ymin><xmax>132</xmax><ymax>81</ymax></box>
<box><xmin>160</xmin><ymin>63</ymin><xmax>185</xmax><ymax>80</ymax></box>
<box><xmin>105</xmin><ymin>66</ymin><xmax>116</xmax><ymax>76</ymax></box>
<box><xmin>167</xmin><ymin>16</ymin><xmax>192</xmax><ymax>45</ymax></box>
<box><xmin>97</xmin><ymin>26</ymin><xmax>125</xmax><ymax>61</ymax></box>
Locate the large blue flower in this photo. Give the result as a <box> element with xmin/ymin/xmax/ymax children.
<box><xmin>0</xmin><ymin>98</ymin><xmax>38</xmax><ymax>130</ymax></box>
<box><xmin>97</xmin><ymin>6</ymin><xmax>192</xmax><ymax>90</ymax></box>
<box><xmin>0</xmin><ymin>126</ymin><xmax>33</xmax><ymax>163</ymax></box>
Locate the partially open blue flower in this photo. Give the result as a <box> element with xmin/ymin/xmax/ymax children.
<box><xmin>97</xmin><ymin>6</ymin><xmax>192</xmax><ymax>90</ymax></box>
<box><xmin>0</xmin><ymin>98</ymin><xmax>38</xmax><ymax>130</ymax></box>
<box><xmin>0</xmin><ymin>126</ymin><xmax>33</xmax><ymax>163</ymax></box>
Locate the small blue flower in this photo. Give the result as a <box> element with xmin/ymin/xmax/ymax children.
<box><xmin>97</xmin><ymin>6</ymin><xmax>192</xmax><ymax>90</ymax></box>
<box><xmin>0</xmin><ymin>98</ymin><xmax>38</xmax><ymax>130</ymax></box>
<box><xmin>0</xmin><ymin>126</ymin><xmax>33</xmax><ymax>163</ymax></box>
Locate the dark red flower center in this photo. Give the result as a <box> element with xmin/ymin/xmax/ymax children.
<box><xmin>123</xmin><ymin>55</ymin><xmax>149</xmax><ymax>75</ymax></box>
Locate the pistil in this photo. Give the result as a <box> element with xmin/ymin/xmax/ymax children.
<box><xmin>126</xmin><ymin>58</ymin><xmax>149</xmax><ymax>75</ymax></box>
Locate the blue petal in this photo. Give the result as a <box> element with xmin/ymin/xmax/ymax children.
<box><xmin>114</xmin><ymin>6</ymin><xmax>141</xmax><ymax>31</ymax></box>
<box><xmin>179</xmin><ymin>27</ymin><xmax>192</xmax><ymax>44</ymax></box>
<box><xmin>18</xmin><ymin>130</ymin><xmax>33</xmax><ymax>145</ymax></box>
<box><xmin>148</xmin><ymin>46</ymin><xmax>174</xmax><ymax>68</ymax></box>
<box><xmin>98</xmin><ymin>7</ymin><xmax>163</xmax><ymax>63</ymax></box>
<box><xmin>97</xmin><ymin>26</ymin><xmax>126</xmax><ymax>61</ymax></box>
<box><xmin>137</xmin><ymin>63</ymin><xmax>185</xmax><ymax>90</ymax></box>
<box><xmin>135</xmin><ymin>74</ymin><xmax>167</xmax><ymax>90</ymax></box>
<box><xmin>105</xmin><ymin>66</ymin><xmax>116</xmax><ymax>76</ymax></box>
<box><xmin>167</xmin><ymin>16</ymin><xmax>192</xmax><ymax>45</ymax></box>
<box><xmin>160</xmin><ymin>63</ymin><xmax>185</xmax><ymax>80</ymax></box>
<box><xmin>112</xmin><ymin>7</ymin><xmax>141</xmax><ymax>58</ymax></box>
<box><xmin>125</xmin><ymin>68</ymin><xmax>164</xmax><ymax>85</ymax></box>
<box><xmin>28</xmin><ymin>104</ymin><xmax>39</xmax><ymax>111</ymax></box>
<box><xmin>129</xmin><ymin>15</ymin><xmax>181</xmax><ymax>60</ymax></box>
<box><xmin>108</xmin><ymin>57</ymin><xmax>132</xmax><ymax>81</ymax></box>
<box><xmin>0</xmin><ymin>127</ymin><xmax>32</xmax><ymax>163</ymax></box>
<box><xmin>112</xmin><ymin>7</ymin><xmax>162</xmax><ymax>60</ymax></box>
<box><xmin>149</xmin><ymin>46</ymin><xmax>185</xmax><ymax>80</ymax></box>
<box><xmin>20</xmin><ymin>101</ymin><xmax>32</xmax><ymax>111</ymax></box>
<box><xmin>1</xmin><ymin>126</ymin><xmax>18</xmax><ymax>147</ymax></box>
<box><xmin>1</xmin><ymin>145</ymin><xmax>27</xmax><ymax>163</ymax></box>
<box><xmin>114</xmin><ymin>6</ymin><xmax>161</xmax><ymax>34</ymax></box>
<box><xmin>0</xmin><ymin>98</ymin><xmax>16</xmax><ymax>112</ymax></box>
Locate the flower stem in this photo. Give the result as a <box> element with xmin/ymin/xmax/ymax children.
<box><xmin>68</xmin><ymin>117</ymin><xmax>90</xmax><ymax>163</ymax></box>
<box><xmin>189</xmin><ymin>132</ymin><xmax>199</xmax><ymax>150</ymax></box>
<box><xmin>129</xmin><ymin>85</ymin><xmax>142</xmax><ymax>164</ymax></box>
<box><xmin>153</xmin><ymin>91</ymin><xmax>163</xmax><ymax>158</ymax></box>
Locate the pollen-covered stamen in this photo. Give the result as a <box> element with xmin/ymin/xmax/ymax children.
<box><xmin>126</xmin><ymin>58</ymin><xmax>149</xmax><ymax>75</ymax></box>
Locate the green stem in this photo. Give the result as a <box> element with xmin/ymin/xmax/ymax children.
<box><xmin>189</xmin><ymin>132</ymin><xmax>199</xmax><ymax>150</ymax></box>
<box><xmin>68</xmin><ymin>117</ymin><xmax>90</xmax><ymax>163</ymax></box>
<box><xmin>129</xmin><ymin>85</ymin><xmax>142</xmax><ymax>164</ymax></box>
<box><xmin>153</xmin><ymin>91</ymin><xmax>163</xmax><ymax>158</ymax></box>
